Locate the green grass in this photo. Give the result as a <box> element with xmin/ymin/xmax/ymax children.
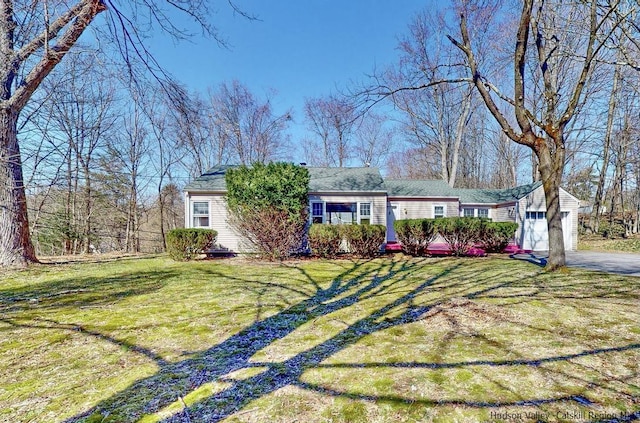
<box><xmin>1</xmin><ymin>254</ymin><xmax>639</xmax><ymax>422</ymax></box>
<box><xmin>579</xmin><ymin>235</ymin><xmax>640</xmax><ymax>252</ymax></box>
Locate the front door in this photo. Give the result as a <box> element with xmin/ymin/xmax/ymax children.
<box><xmin>386</xmin><ymin>202</ymin><xmax>399</xmax><ymax>242</ymax></box>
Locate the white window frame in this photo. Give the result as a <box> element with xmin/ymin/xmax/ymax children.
<box><xmin>359</xmin><ymin>202</ymin><xmax>371</xmax><ymax>224</ymax></box>
<box><xmin>477</xmin><ymin>208</ymin><xmax>489</xmax><ymax>219</ymax></box>
<box><xmin>463</xmin><ymin>207</ymin><xmax>475</xmax><ymax>217</ymax></box>
<box><xmin>192</xmin><ymin>201</ymin><xmax>210</xmax><ymax>228</ymax></box>
<box><xmin>434</xmin><ymin>205</ymin><xmax>445</xmax><ymax>218</ymax></box>
<box><xmin>311</xmin><ymin>202</ymin><xmax>324</xmax><ymax>224</ymax></box>
<box><xmin>526</xmin><ymin>211</ymin><xmax>547</xmax><ymax>220</ymax></box>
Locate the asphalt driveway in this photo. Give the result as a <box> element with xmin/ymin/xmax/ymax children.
<box><xmin>565</xmin><ymin>251</ymin><xmax>640</xmax><ymax>277</ymax></box>
<box><xmin>511</xmin><ymin>251</ymin><xmax>640</xmax><ymax>276</ymax></box>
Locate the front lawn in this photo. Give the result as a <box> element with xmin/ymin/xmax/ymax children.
<box><xmin>1</xmin><ymin>255</ymin><xmax>639</xmax><ymax>422</ymax></box>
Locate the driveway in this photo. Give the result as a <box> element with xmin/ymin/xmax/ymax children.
<box><xmin>565</xmin><ymin>251</ymin><xmax>640</xmax><ymax>277</ymax></box>
<box><xmin>511</xmin><ymin>251</ymin><xmax>640</xmax><ymax>276</ymax></box>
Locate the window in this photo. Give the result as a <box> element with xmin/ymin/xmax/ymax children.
<box><xmin>478</xmin><ymin>208</ymin><xmax>489</xmax><ymax>219</ymax></box>
<box><xmin>463</xmin><ymin>208</ymin><xmax>475</xmax><ymax>217</ymax></box>
<box><xmin>434</xmin><ymin>205</ymin><xmax>445</xmax><ymax>218</ymax></box>
<box><xmin>359</xmin><ymin>202</ymin><xmax>371</xmax><ymax>225</ymax></box>
<box><xmin>526</xmin><ymin>211</ymin><xmax>546</xmax><ymax>220</ymax></box>
<box><xmin>327</xmin><ymin>202</ymin><xmax>357</xmax><ymax>224</ymax></box>
<box><xmin>192</xmin><ymin>201</ymin><xmax>209</xmax><ymax>227</ymax></box>
<box><xmin>311</xmin><ymin>202</ymin><xmax>324</xmax><ymax>224</ymax></box>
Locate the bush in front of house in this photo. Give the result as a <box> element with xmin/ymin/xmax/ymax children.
<box><xmin>225</xmin><ymin>162</ymin><xmax>310</xmax><ymax>260</ymax></box>
<box><xmin>435</xmin><ymin>217</ymin><xmax>485</xmax><ymax>256</ymax></box>
<box><xmin>166</xmin><ymin>228</ymin><xmax>217</xmax><ymax>261</ymax></box>
<box><xmin>308</xmin><ymin>224</ymin><xmax>341</xmax><ymax>258</ymax></box>
<box><xmin>340</xmin><ymin>224</ymin><xmax>386</xmax><ymax>258</ymax></box>
<box><xmin>394</xmin><ymin>219</ymin><xmax>438</xmax><ymax>256</ymax></box>
<box><xmin>480</xmin><ymin>221</ymin><xmax>518</xmax><ymax>253</ymax></box>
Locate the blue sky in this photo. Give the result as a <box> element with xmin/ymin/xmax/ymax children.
<box><xmin>145</xmin><ymin>1</ymin><xmax>429</xmax><ymax>160</ymax></box>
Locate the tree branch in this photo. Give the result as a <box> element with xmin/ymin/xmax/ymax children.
<box><xmin>560</xmin><ymin>0</ymin><xmax>624</xmax><ymax>128</ymax></box>
<box><xmin>11</xmin><ymin>0</ymin><xmax>107</xmax><ymax>111</ymax></box>
<box><xmin>448</xmin><ymin>13</ymin><xmax>526</xmax><ymax>146</ymax></box>
<box><xmin>15</xmin><ymin>2</ymin><xmax>86</xmax><ymax>67</ymax></box>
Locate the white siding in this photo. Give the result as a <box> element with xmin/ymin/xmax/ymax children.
<box><xmin>185</xmin><ymin>193</ymin><xmax>247</xmax><ymax>252</ymax></box>
<box><xmin>387</xmin><ymin>198</ymin><xmax>459</xmax><ymax>220</ymax></box>
<box><xmin>517</xmin><ymin>186</ymin><xmax>579</xmax><ymax>251</ymax></box>
<box><xmin>493</xmin><ymin>205</ymin><xmax>517</xmax><ymax>222</ymax></box>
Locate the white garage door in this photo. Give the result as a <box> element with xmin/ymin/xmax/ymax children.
<box><xmin>523</xmin><ymin>211</ymin><xmax>571</xmax><ymax>251</ymax></box>
<box><xmin>524</xmin><ymin>211</ymin><xmax>549</xmax><ymax>251</ymax></box>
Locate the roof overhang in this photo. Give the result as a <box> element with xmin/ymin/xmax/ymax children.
<box><xmin>387</xmin><ymin>196</ymin><xmax>459</xmax><ymax>201</ymax></box>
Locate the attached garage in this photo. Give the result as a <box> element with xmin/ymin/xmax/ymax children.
<box><xmin>518</xmin><ymin>185</ymin><xmax>579</xmax><ymax>252</ymax></box>
<box><xmin>522</xmin><ymin>211</ymin><xmax>573</xmax><ymax>251</ymax></box>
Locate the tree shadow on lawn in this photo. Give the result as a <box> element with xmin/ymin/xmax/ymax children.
<box><xmin>57</xmin><ymin>257</ymin><xmax>640</xmax><ymax>422</ymax></box>
<box><xmin>0</xmin><ymin>270</ymin><xmax>177</xmax><ymax>314</ymax></box>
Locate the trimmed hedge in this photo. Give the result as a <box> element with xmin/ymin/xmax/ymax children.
<box><xmin>340</xmin><ymin>224</ymin><xmax>386</xmax><ymax>258</ymax></box>
<box><xmin>393</xmin><ymin>219</ymin><xmax>437</xmax><ymax>256</ymax></box>
<box><xmin>308</xmin><ymin>224</ymin><xmax>341</xmax><ymax>258</ymax></box>
<box><xmin>308</xmin><ymin>224</ymin><xmax>386</xmax><ymax>258</ymax></box>
<box><xmin>481</xmin><ymin>221</ymin><xmax>519</xmax><ymax>253</ymax></box>
<box><xmin>393</xmin><ymin>217</ymin><xmax>518</xmax><ymax>256</ymax></box>
<box><xmin>166</xmin><ymin>228</ymin><xmax>217</xmax><ymax>261</ymax></box>
<box><xmin>436</xmin><ymin>217</ymin><xmax>485</xmax><ymax>256</ymax></box>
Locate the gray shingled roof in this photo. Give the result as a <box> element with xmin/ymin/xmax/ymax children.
<box><xmin>184</xmin><ymin>165</ymin><xmax>541</xmax><ymax>202</ymax></box>
<box><xmin>308</xmin><ymin>167</ymin><xmax>385</xmax><ymax>192</ymax></box>
<box><xmin>183</xmin><ymin>166</ymin><xmax>235</xmax><ymax>192</ymax></box>
<box><xmin>384</xmin><ymin>179</ymin><xmax>458</xmax><ymax>197</ymax></box>
<box><xmin>458</xmin><ymin>182</ymin><xmax>542</xmax><ymax>203</ymax></box>
<box><xmin>184</xmin><ymin>165</ymin><xmax>386</xmax><ymax>193</ymax></box>
<box><xmin>386</xmin><ymin>180</ymin><xmax>542</xmax><ymax>204</ymax></box>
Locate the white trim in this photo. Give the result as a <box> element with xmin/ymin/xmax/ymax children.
<box><xmin>191</xmin><ymin>200</ymin><xmax>211</xmax><ymax>228</ymax></box>
<box><xmin>310</xmin><ymin>201</ymin><xmax>325</xmax><ymax>224</ymax></box>
<box><xmin>433</xmin><ymin>204</ymin><xmax>446</xmax><ymax>218</ymax></box>
<box><xmin>184</xmin><ymin>192</ymin><xmax>190</xmax><ymax>228</ymax></box>
<box><xmin>358</xmin><ymin>201</ymin><xmax>371</xmax><ymax>224</ymax></box>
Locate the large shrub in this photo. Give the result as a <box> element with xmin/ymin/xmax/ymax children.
<box><xmin>340</xmin><ymin>224</ymin><xmax>386</xmax><ymax>258</ymax></box>
<box><xmin>225</xmin><ymin>163</ymin><xmax>310</xmax><ymax>260</ymax></box>
<box><xmin>435</xmin><ymin>217</ymin><xmax>484</xmax><ymax>256</ymax></box>
<box><xmin>166</xmin><ymin>228</ymin><xmax>217</xmax><ymax>261</ymax></box>
<box><xmin>480</xmin><ymin>221</ymin><xmax>518</xmax><ymax>253</ymax></box>
<box><xmin>394</xmin><ymin>219</ymin><xmax>437</xmax><ymax>256</ymax></box>
<box><xmin>308</xmin><ymin>224</ymin><xmax>342</xmax><ymax>258</ymax></box>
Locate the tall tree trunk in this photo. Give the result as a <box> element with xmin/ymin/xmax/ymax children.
<box><xmin>0</xmin><ymin>107</ymin><xmax>38</xmax><ymax>266</ymax></box>
<box><xmin>536</xmin><ymin>140</ymin><xmax>566</xmax><ymax>270</ymax></box>
<box><xmin>448</xmin><ymin>89</ymin><xmax>472</xmax><ymax>187</ymax></box>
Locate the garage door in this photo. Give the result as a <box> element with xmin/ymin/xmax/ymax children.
<box><xmin>523</xmin><ymin>211</ymin><xmax>571</xmax><ymax>251</ymax></box>
<box><xmin>524</xmin><ymin>211</ymin><xmax>549</xmax><ymax>251</ymax></box>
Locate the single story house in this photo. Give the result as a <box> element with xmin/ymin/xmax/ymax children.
<box><xmin>184</xmin><ymin>166</ymin><xmax>580</xmax><ymax>253</ymax></box>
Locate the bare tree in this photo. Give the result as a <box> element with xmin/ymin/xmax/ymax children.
<box><xmin>0</xmin><ymin>0</ymin><xmax>227</xmax><ymax>266</ymax></box>
<box><xmin>48</xmin><ymin>55</ymin><xmax>116</xmax><ymax>253</ymax></box>
<box><xmin>109</xmin><ymin>104</ymin><xmax>150</xmax><ymax>253</ymax></box>
<box><xmin>353</xmin><ymin>111</ymin><xmax>395</xmax><ymax>168</ymax></box>
<box><xmin>209</xmin><ymin>80</ymin><xmax>291</xmax><ymax>166</ymax></box>
<box><xmin>304</xmin><ymin>95</ymin><xmax>356</xmax><ymax>167</ymax></box>
<box><xmin>445</xmin><ymin>0</ymin><xmax>635</xmax><ymax>269</ymax></box>
<box><xmin>389</xmin><ymin>9</ymin><xmax>480</xmax><ymax>187</ymax></box>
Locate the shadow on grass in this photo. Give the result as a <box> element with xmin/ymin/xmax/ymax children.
<box><xmin>0</xmin><ymin>270</ymin><xmax>176</xmax><ymax>313</ymax></box>
<box><xmin>41</xmin><ymin>256</ymin><xmax>636</xmax><ymax>422</ymax></box>
<box><xmin>0</xmin><ymin>317</ymin><xmax>170</xmax><ymax>366</ymax></box>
